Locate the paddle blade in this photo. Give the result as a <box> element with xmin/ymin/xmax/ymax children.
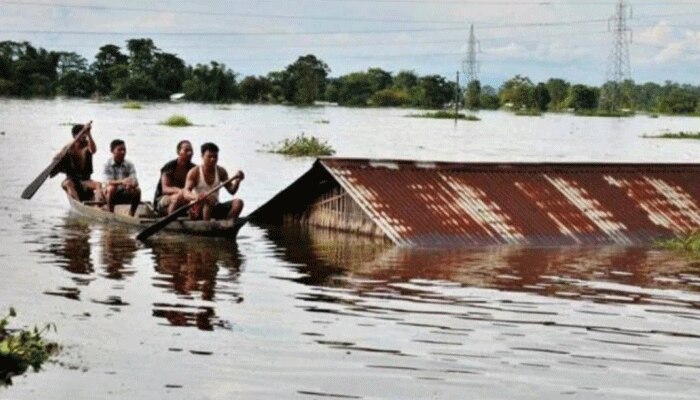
<box><xmin>21</xmin><ymin>158</ymin><xmax>62</xmax><ymax>199</ymax></box>
<box><xmin>136</xmin><ymin>209</ymin><xmax>186</xmax><ymax>241</ymax></box>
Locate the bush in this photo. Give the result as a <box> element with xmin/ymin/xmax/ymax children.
<box><xmin>1</xmin><ymin>308</ymin><xmax>58</xmax><ymax>385</ymax></box>
<box><xmin>122</xmin><ymin>101</ymin><xmax>142</xmax><ymax>109</ymax></box>
<box><xmin>161</xmin><ymin>114</ymin><xmax>193</xmax><ymax>127</ymax></box>
<box><xmin>370</xmin><ymin>89</ymin><xmax>412</xmax><ymax>107</ymax></box>
<box><xmin>264</xmin><ymin>133</ymin><xmax>335</xmax><ymax>157</ymax></box>
<box><xmin>644</xmin><ymin>131</ymin><xmax>700</xmax><ymax>139</ymax></box>
<box><xmin>408</xmin><ymin>111</ymin><xmax>480</xmax><ymax>120</ymax></box>
<box><xmin>658</xmin><ymin>231</ymin><xmax>700</xmax><ymax>254</ymax></box>
<box><xmin>514</xmin><ymin>109</ymin><xmax>541</xmax><ymax>116</ymax></box>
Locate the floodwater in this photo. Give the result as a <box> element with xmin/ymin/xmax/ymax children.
<box><xmin>1</xmin><ymin>99</ymin><xmax>700</xmax><ymax>399</ymax></box>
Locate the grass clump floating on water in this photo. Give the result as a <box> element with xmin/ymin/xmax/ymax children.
<box><xmin>574</xmin><ymin>109</ymin><xmax>634</xmax><ymax>117</ymax></box>
<box><xmin>264</xmin><ymin>133</ymin><xmax>335</xmax><ymax>157</ymax></box>
<box><xmin>643</xmin><ymin>131</ymin><xmax>700</xmax><ymax>139</ymax></box>
<box><xmin>657</xmin><ymin>231</ymin><xmax>700</xmax><ymax>254</ymax></box>
<box><xmin>408</xmin><ymin>111</ymin><xmax>480</xmax><ymax>120</ymax></box>
<box><xmin>122</xmin><ymin>101</ymin><xmax>143</xmax><ymax>110</ymax></box>
<box><xmin>161</xmin><ymin>114</ymin><xmax>193</xmax><ymax>127</ymax></box>
<box><xmin>1</xmin><ymin>307</ymin><xmax>58</xmax><ymax>386</ymax></box>
<box><xmin>514</xmin><ymin>109</ymin><xmax>542</xmax><ymax>116</ymax></box>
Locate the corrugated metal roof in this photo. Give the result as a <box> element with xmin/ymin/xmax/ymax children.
<box><xmin>250</xmin><ymin>158</ymin><xmax>700</xmax><ymax>247</ymax></box>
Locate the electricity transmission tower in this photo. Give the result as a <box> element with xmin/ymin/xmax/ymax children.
<box><xmin>462</xmin><ymin>24</ymin><xmax>480</xmax><ymax>85</ymax></box>
<box><xmin>604</xmin><ymin>0</ymin><xmax>632</xmax><ymax>111</ymax></box>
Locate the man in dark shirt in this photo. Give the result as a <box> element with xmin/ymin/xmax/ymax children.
<box><xmin>50</xmin><ymin>124</ymin><xmax>102</xmax><ymax>201</ymax></box>
<box><xmin>153</xmin><ymin>140</ymin><xmax>195</xmax><ymax>215</ymax></box>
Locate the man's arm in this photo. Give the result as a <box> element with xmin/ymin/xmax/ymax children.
<box><xmin>85</xmin><ymin>128</ymin><xmax>97</xmax><ymax>154</ymax></box>
<box><xmin>126</xmin><ymin>161</ymin><xmax>138</xmax><ymax>187</ymax></box>
<box><xmin>220</xmin><ymin>167</ymin><xmax>244</xmax><ymax>195</ymax></box>
<box><xmin>161</xmin><ymin>171</ymin><xmax>181</xmax><ymax>195</ymax></box>
<box><xmin>183</xmin><ymin>167</ymin><xmax>199</xmax><ymax>201</ymax></box>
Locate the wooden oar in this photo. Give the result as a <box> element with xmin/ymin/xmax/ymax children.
<box><xmin>21</xmin><ymin>121</ymin><xmax>92</xmax><ymax>200</ymax></box>
<box><xmin>136</xmin><ymin>176</ymin><xmax>239</xmax><ymax>241</ymax></box>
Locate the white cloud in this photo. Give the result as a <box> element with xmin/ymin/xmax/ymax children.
<box><xmin>637</xmin><ymin>22</ymin><xmax>674</xmax><ymax>46</ymax></box>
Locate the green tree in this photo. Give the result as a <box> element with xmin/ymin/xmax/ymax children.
<box><xmin>465</xmin><ymin>80</ymin><xmax>481</xmax><ymax>110</ymax></box>
<box><xmin>634</xmin><ymin>82</ymin><xmax>662</xmax><ymax>111</ymax></box>
<box><xmin>418</xmin><ymin>75</ymin><xmax>452</xmax><ymax>109</ymax></box>
<box><xmin>239</xmin><ymin>75</ymin><xmax>273</xmax><ymax>103</ymax></box>
<box><xmin>55</xmin><ymin>52</ymin><xmax>94</xmax><ymax>97</ymax></box>
<box><xmin>656</xmin><ymin>87</ymin><xmax>698</xmax><ymax>114</ymax></box>
<box><xmin>479</xmin><ymin>85</ymin><xmax>500</xmax><ymax>109</ymax></box>
<box><xmin>91</xmin><ymin>44</ymin><xmax>128</xmax><ymax>95</ymax></box>
<box><xmin>533</xmin><ymin>83</ymin><xmax>551</xmax><ymax>112</ymax></box>
<box><xmin>545</xmin><ymin>78</ymin><xmax>569</xmax><ymax>110</ymax></box>
<box><xmin>366</xmin><ymin>67</ymin><xmax>392</xmax><ymax>93</ymax></box>
<box><xmin>0</xmin><ymin>41</ymin><xmax>59</xmax><ymax>96</ymax></box>
<box><xmin>499</xmin><ymin>75</ymin><xmax>535</xmax><ymax>110</ymax></box>
<box><xmin>284</xmin><ymin>54</ymin><xmax>330</xmax><ymax>105</ymax></box>
<box><xmin>566</xmin><ymin>84</ymin><xmax>599</xmax><ymax>111</ymax></box>
<box><xmin>153</xmin><ymin>52</ymin><xmax>187</xmax><ymax>95</ymax></box>
<box><xmin>393</xmin><ymin>70</ymin><xmax>418</xmax><ymax>90</ymax></box>
<box><xmin>337</xmin><ymin>72</ymin><xmax>374</xmax><ymax>106</ymax></box>
<box><xmin>182</xmin><ymin>61</ymin><xmax>238</xmax><ymax>102</ymax></box>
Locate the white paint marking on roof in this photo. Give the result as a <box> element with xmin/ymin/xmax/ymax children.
<box><xmin>545</xmin><ymin>175</ymin><xmax>631</xmax><ymax>245</ymax></box>
<box><xmin>439</xmin><ymin>174</ymin><xmax>526</xmax><ymax>245</ymax></box>
<box><xmin>368</xmin><ymin>161</ymin><xmax>400</xmax><ymax>170</ymax></box>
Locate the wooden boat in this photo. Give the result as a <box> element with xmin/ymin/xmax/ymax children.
<box><xmin>68</xmin><ymin>198</ymin><xmax>247</xmax><ymax>238</ymax></box>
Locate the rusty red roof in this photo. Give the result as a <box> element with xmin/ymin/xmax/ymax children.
<box><xmin>250</xmin><ymin>158</ymin><xmax>700</xmax><ymax>247</ymax></box>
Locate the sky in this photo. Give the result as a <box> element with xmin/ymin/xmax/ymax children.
<box><xmin>1</xmin><ymin>0</ymin><xmax>699</xmax><ymax>87</ymax></box>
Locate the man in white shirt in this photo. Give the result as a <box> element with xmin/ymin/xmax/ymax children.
<box><xmin>103</xmin><ymin>139</ymin><xmax>141</xmax><ymax>216</ymax></box>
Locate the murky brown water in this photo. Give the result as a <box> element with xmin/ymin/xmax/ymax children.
<box><xmin>2</xmin><ymin>99</ymin><xmax>700</xmax><ymax>399</ymax></box>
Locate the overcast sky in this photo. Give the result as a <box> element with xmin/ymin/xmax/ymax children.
<box><xmin>1</xmin><ymin>0</ymin><xmax>699</xmax><ymax>86</ymax></box>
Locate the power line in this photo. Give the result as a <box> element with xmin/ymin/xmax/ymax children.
<box><xmin>0</xmin><ymin>0</ymin><xmax>466</xmax><ymax>25</ymax></box>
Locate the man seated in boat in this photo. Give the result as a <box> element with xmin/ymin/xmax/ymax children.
<box><xmin>50</xmin><ymin>124</ymin><xmax>103</xmax><ymax>202</ymax></box>
<box><xmin>102</xmin><ymin>139</ymin><xmax>141</xmax><ymax>216</ymax></box>
<box><xmin>153</xmin><ymin>140</ymin><xmax>195</xmax><ymax>215</ymax></box>
<box><xmin>183</xmin><ymin>142</ymin><xmax>244</xmax><ymax>221</ymax></box>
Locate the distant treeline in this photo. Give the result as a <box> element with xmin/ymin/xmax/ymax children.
<box><xmin>1</xmin><ymin>39</ymin><xmax>699</xmax><ymax>114</ymax></box>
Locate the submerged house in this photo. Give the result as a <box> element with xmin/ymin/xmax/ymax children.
<box><xmin>248</xmin><ymin>158</ymin><xmax>700</xmax><ymax>247</ymax></box>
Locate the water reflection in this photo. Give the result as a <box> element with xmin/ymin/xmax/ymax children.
<box><xmin>266</xmin><ymin>225</ymin><xmax>700</xmax><ymax>308</ymax></box>
<box><xmin>41</xmin><ymin>218</ymin><xmax>94</xmax><ymax>277</ymax></box>
<box><xmin>147</xmin><ymin>236</ymin><xmax>243</xmax><ymax>331</ymax></box>
<box><xmin>100</xmin><ymin>226</ymin><xmax>137</xmax><ymax>280</ymax></box>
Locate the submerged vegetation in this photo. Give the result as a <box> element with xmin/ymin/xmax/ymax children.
<box><xmin>1</xmin><ymin>308</ymin><xmax>58</xmax><ymax>385</ymax></box>
<box><xmin>264</xmin><ymin>134</ymin><xmax>335</xmax><ymax>157</ymax></box>
<box><xmin>658</xmin><ymin>232</ymin><xmax>700</xmax><ymax>254</ymax></box>
<box><xmin>409</xmin><ymin>111</ymin><xmax>480</xmax><ymax>120</ymax></box>
<box><xmin>161</xmin><ymin>114</ymin><xmax>193</xmax><ymax>127</ymax></box>
<box><xmin>574</xmin><ymin>109</ymin><xmax>634</xmax><ymax>117</ymax></box>
<box><xmin>122</xmin><ymin>101</ymin><xmax>143</xmax><ymax>109</ymax></box>
<box><xmin>643</xmin><ymin>131</ymin><xmax>700</xmax><ymax>139</ymax></box>
<box><xmin>514</xmin><ymin>109</ymin><xmax>542</xmax><ymax>116</ymax></box>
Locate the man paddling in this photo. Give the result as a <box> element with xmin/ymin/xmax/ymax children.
<box><xmin>50</xmin><ymin>124</ymin><xmax>103</xmax><ymax>202</ymax></box>
<box><xmin>153</xmin><ymin>140</ymin><xmax>196</xmax><ymax>215</ymax></box>
<box><xmin>183</xmin><ymin>142</ymin><xmax>244</xmax><ymax>221</ymax></box>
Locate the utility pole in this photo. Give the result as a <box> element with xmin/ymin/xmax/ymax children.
<box><xmin>462</xmin><ymin>24</ymin><xmax>480</xmax><ymax>85</ymax></box>
<box><xmin>455</xmin><ymin>71</ymin><xmax>460</xmax><ymax>122</ymax></box>
<box><xmin>604</xmin><ymin>0</ymin><xmax>632</xmax><ymax>111</ymax></box>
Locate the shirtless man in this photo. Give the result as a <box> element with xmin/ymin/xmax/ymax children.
<box><xmin>153</xmin><ymin>140</ymin><xmax>195</xmax><ymax>215</ymax></box>
<box><xmin>51</xmin><ymin>124</ymin><xmax>103</xmax><ymax>201</ymax></box>
<box><xmin>184</xmin><ymin>142</ymin><xmax>244</xmax><ymax>221</ymax></box>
